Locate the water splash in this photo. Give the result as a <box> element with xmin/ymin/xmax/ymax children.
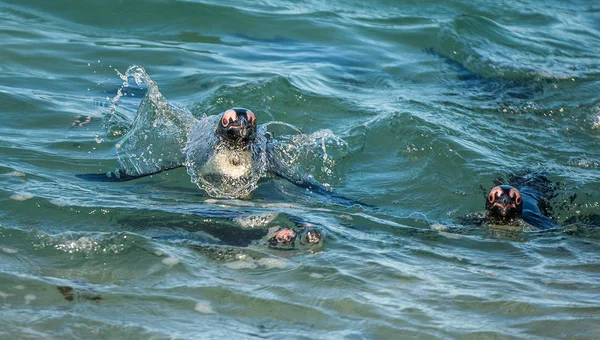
<box><xmin>267</xmin><ymin>128</ymin><xmax>349</xmax><ymax>189</ymax></box>
<box><xmin>104</xmin><ymin>65</ymin><xmax>157</xmax><ymax>137</ymax></box>
<box><xmin>107</xmin><ymin>65</ymin><xmax>196</xmax><ymax>178</ymax></box>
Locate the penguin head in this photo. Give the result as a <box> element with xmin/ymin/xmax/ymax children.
<box><xmin>215</xmin><ymin>108</ymin><xmax>257</xmax><ymax>145</ymax></box>
<box><xmin>485</xmin><ymin>185</ymin><xmax>523</xmax><ymax>222</ymax></box>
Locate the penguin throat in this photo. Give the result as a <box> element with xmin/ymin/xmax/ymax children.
<box><xmin>219</xmin><ymin>136</ymin><xmax>252</xmax><ymax>149</ymax></box>
<box><xmin>205</xmin><ymin>144</ymin><xmax>253</xmax><ymax>179</ymax></box>
<box><xmin>485</xmin><ymin>210</ymin><xmax>522</xmax><ymax>226</ymax></box>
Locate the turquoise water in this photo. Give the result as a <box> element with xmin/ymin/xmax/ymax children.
<box><xmin>2</xmin><ymin>0</ymin><xmax>600</xmax><ymax>338</ymax></box>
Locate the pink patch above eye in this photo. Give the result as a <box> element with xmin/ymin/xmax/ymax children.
<box><xmin>275</xmin><ymin>228</ymin><xmax>296</xmax><ymax>242</ymax></box>
<box><xmin>222</xmin><ymin>110</ymin><xmax>237</xmax><ymax>126</ymax></box>
<box><xmin>509</xmin><ymin>188</ymin><xmax>522</xmax><ymax>205</ymax></box>
<box><xmin>488</xmin><ymin>186</ymin><xmax>503</xmax><ymax>203</ymax></box>
<box><xmin>246</xmin><ymin>111</ymin><xmax>256</xmax><ymax>125</ymax></box>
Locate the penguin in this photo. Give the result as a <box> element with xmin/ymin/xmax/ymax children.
<box><xmin>482</xmin><ymin>172</ymin><xmax>558</xmax><ymax>230</ymax></box>
<box><xmin>78</xmin><ymin>101</ymin><xmax>364</xmax><ymax>207</ymax></box>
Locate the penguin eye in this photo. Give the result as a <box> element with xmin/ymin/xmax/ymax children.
<box><xmin>221</xmin><ymin>110</ymin><xmax>237</xmax><ymax>127</ymax></box>
<box><xmin>488</xmin><ymin>193</ymin><xmax>495</xmax><ymax>203</ymax></box>
<box><xmin>246</xmin><ymin>111</ymin><xmax>256</xmax><ymax>126</ymax></box>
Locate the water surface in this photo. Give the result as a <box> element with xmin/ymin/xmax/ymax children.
<box><xmin>2</xmin><ymin>0</ymin><xmax>600</xmax><ymax>338</ymax></box>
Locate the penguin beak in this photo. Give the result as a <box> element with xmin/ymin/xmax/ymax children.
<box><xmin>237</xmin><ymin>121</ymin><xmax>249</xmax><ymax>139</ymax></box>
<box><xmin>227</xmin><ymin>116</ymin><xmax>255</xmax><ymax>142</ymax></box>
<box><xmin>496</xmin><ymin>195</ymin><xmax>514</xmax><ymax>216</ymax></box>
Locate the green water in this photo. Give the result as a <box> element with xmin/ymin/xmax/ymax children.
<box><xmin>2</xmin><ymin>0</ymin><xmax>600</xmax><ymax>338</ymax></box>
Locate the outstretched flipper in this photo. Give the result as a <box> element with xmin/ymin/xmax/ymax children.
<box><xmin>76</xmin><ymin>164</ymin><xmax>184</xmax><ymax>182</ymax></box>
<box><xmin>272</xmin><ymin>171</ymin><xmax>369</xmax><ymax>208</ymax></box>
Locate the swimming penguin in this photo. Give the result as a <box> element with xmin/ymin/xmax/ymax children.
<box><xmin>77</xmin><ymin>65</ymin><xmax>365</xmax><ymax>205</ymax></box>
<box><xmin>98</xmin><ymin>105</ymin><xmax>268</xmax><ymax>187</ymax></box>
<box><xmin>483</xmin><ymin>172</ymin><xmax>558</xmax><ymax>230</ymax></box>
<box><xmin>184</xmin><ymin>107</ymin><xmax>266</xmax><ymax>194</ymax></box>
<box><xmin>78</xmin><ymin>95</ymin><xmax>362</xmax><ymax>206</ymax></box>
<box><xmin>457</xmin><ymin>171</ymin><xmax>558</xmax><ymax>231</ymax></box>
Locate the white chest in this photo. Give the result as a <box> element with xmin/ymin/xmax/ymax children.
<box><xmin>204</xmin><ymin>148</ymin><xmax>252</xmax><ymax>179</ymax></box>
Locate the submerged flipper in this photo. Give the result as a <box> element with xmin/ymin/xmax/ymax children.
<box><xmin>273</xmin><ymin>172</ymin><xmax>369</xmax><ymax>208</ymax></box>
<box><xmin>76</xmin><ymin>165</ymin><xmax>183</xmax><ymax>182</ymax></box>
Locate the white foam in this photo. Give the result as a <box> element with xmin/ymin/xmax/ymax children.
<box><xmin>162</xmin><ymin>257</ymin><xmax>180</xmax><ymax>266</ymax></box>
<box><xmin>4</xmin><ymin>171</ymin><xmax>25</xmax><ymax>177</ymax></box>
<box><xmin>9</xmin><ymin>193</ymin><xmax>34</xmax><ymax>201</ymax></box>
<box><xmin>55</xmin><ymin>237</ymin><xmax>99</xmax><ymax>253</ymax></box>
<box><xmin>49</xmin><ymin>199</ymin><xmax>67</xmax><ymax>207</ymax></box>
<box><xmin>1</xmin><ymin>247</ymin><xmax>18</xmax><ymax>254</ymax></box>
<box><xmin>0</xmin><ymin>291</ymin><xmax>13</xmax><ymax>299</ymax></box>
<box><xmin>225</xmin><ymin>260</ymin><xmax>258</xmax><ymax>270</ymax></box>
<box><xmin>236</xmin><ymin>212</ymin><xmax>278</xmax><ymax>228</ymax></box>
<box><xmin>257</xmin><ymin>258</ymin><xmax>288</xmax><ymax>269</ymax></box>
<box><xmin>430</xmin><ymin>224</ymin><xmax>448</xmax><ymax>231</ymax></box>
<box><xmin>24</xmin><ymin>293</ymin><xmax>36</xmax><ymax>304</ymax></box>
<box><xmin>438</xmin><ymin>232</ymin><xmax>462</xmax><ymax>239</ymax></box>
<box><xmin>194</xmin><ymin>301</ymin><xmax>216</xmax><ymax>314</ymax></box>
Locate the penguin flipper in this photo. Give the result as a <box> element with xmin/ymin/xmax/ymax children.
<box><xmin>76</xmin><ymin>165</ymin><xmax>184</xmax><ymax>182</ymax></box>
<box><xmin>272</xmin><ymin>171</ymin><xmax>370</xmax><ymax>208</ymax></box>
